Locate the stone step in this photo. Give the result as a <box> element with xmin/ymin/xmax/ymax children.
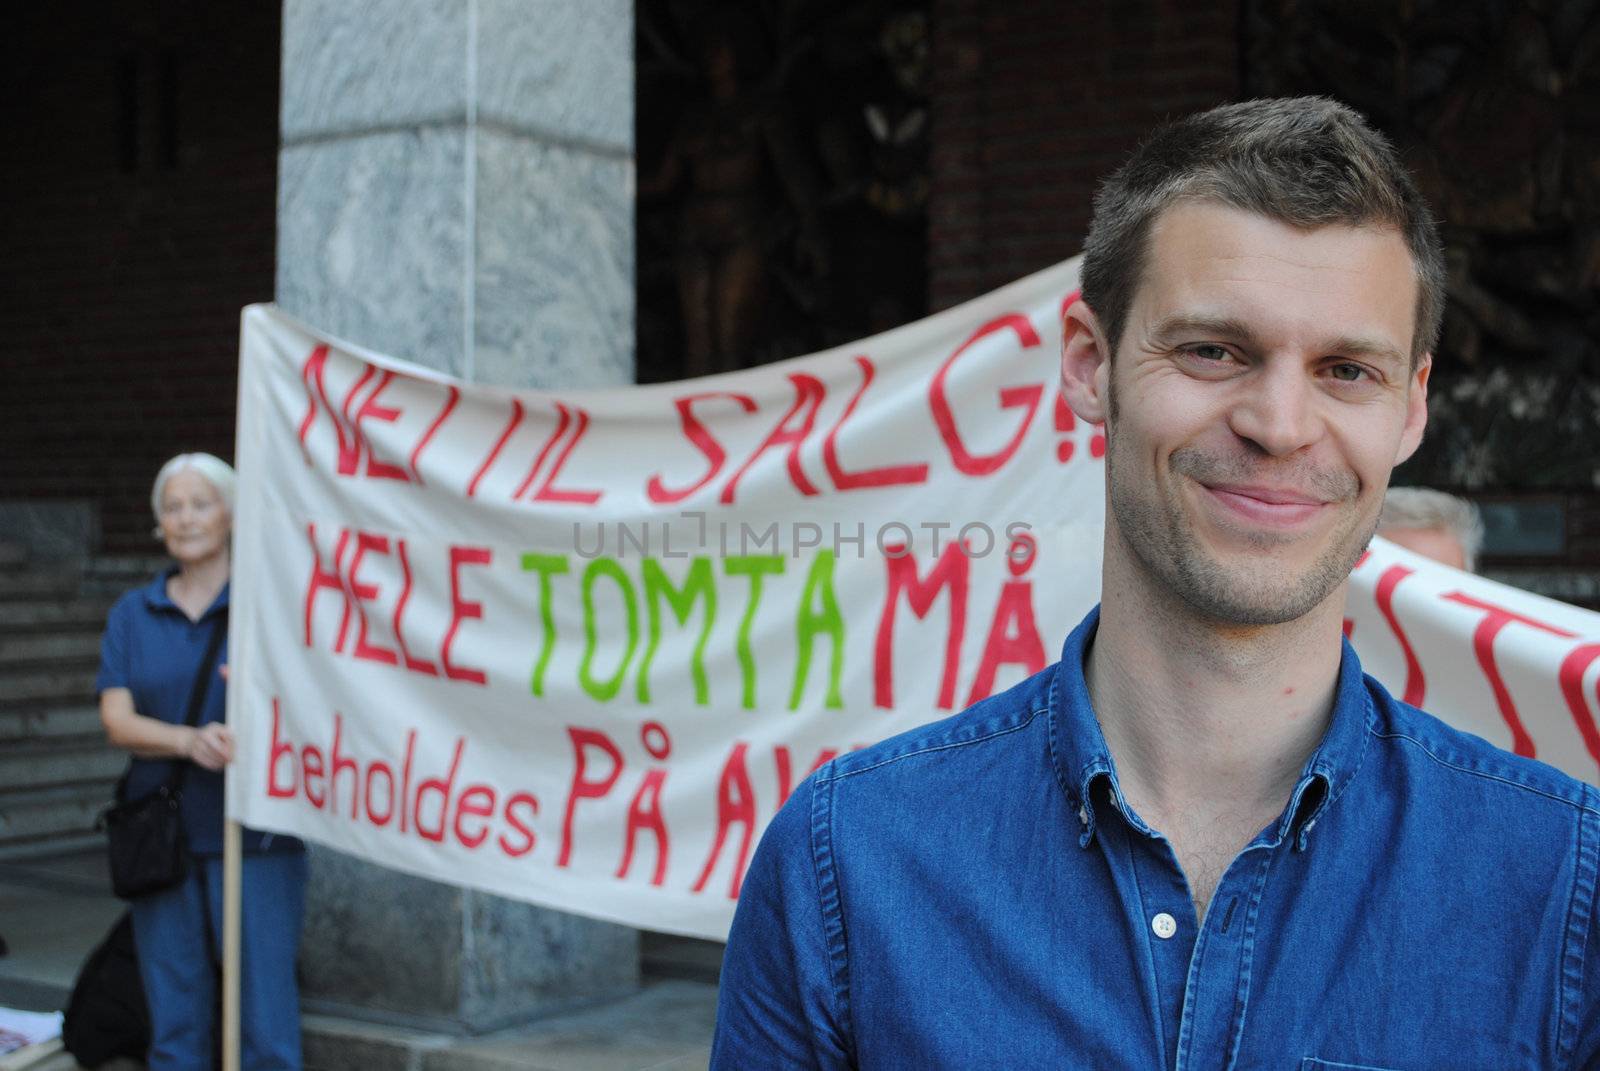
<box><xmin>0</xmin><ymin>666</ymin><xmax>99</xmax><ymax>706</ymax></box>
<box><xmin>5</xmin><ymin>1044</ymin><xmax>143</xmax><ymax>1071</ymax></box>
<box><xmin>0</xmin><ymin>598</ymin><xmax>115</xmax><ymax>633</ymax></box>
<box><xmin>640</xmin><ymin>932</ymin><xmax>724</xmax><ymax>984</ymax></box>
<box><xmin>0</xmin><ymin>739</ymin><xmax>126</xmax><ymax>793</ymax></box>
<box><xmin>79</xmin><ymin>557</ymin><xmax>167</xmax><ymax>597</ymax></box>
<box><xmin>0</xmin><ymin>782</ymin><xmax>116</xmax><ymax>845</ymax></box>
<box><xmin>0</xmin><ymin>565</ymin><xmax>80</xmax><ymax>600</ymax></box>
<box><xmin>84</xmin><ymin>556</ymin><xmax>166</xmax><ymax>580</ymax></box>
<box><xmin>0</xmin><ymin>829</ymin><xmax>103</xmax><ymax>864</ymax></box>
<box><xmin>300</xmin><ymin>979</ymin><xmax>718</xmax><ymax>1071</ymax></box>
<box><xmin>0</xmin><ymin>629</ymin><xmax>102</xmax><ymax>668</ymax></box>
<box><xmin>0</xmin><ymin>704</ymin><xmax>105</xmax><ymax>744</ymax></box>
<box><xmin>0</xmin><ymin>541</ymin><xmax>26</xmax><ymax>567</ymax></box>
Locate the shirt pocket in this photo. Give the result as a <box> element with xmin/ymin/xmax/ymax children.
<box><xmin>1300</xmin><ymin>1060</ymin><xmax>1407</xmax><ymax>1070</ymax></box>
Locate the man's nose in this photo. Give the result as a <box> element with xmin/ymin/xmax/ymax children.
<box><xmin>1226</xmin><ymin>360</ymin><xmax>1321</xmax><ymax>457</ymax></box>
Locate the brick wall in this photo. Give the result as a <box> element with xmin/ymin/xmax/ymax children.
<box><xmin>0</xmin><ymin>4</ymin><xmax>279</xmax><ymax>552</ymax></box>
<box><xmin>927</xmin><ymin>0</ymin><xmax>1241</xmax><ymax>311</ymax></box>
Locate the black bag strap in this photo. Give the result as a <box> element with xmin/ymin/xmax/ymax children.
<box><xmin>163</xmin><ymin>609</ymin><xmax>229</xmax><ymax>795</ymax></box>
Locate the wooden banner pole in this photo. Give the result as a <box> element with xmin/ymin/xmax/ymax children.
<box><xmin>222</xmin><ymin>816</ymin><xmax>242</xmax><ymax>1071</ymax></box>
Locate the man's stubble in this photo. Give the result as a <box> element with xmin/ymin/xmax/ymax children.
<box><xmin>1102</xmin><ymin>377</ymin><xmax>1379</xmax><ymax>628</ymax></box>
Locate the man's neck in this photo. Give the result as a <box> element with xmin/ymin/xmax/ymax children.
<box><xmin>1087</xmin><ymin>553</ymin><xmax>1345</xmax><ymax>832</ymax></box>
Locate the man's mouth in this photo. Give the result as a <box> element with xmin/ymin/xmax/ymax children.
<box><xmin>1201</xmin><ymin>483</ymin><xmax>1331</xmax><ymax>527</ymax></box>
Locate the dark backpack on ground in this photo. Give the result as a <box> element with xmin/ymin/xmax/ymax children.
<box><xmin>62</xmin><ymin>911</ymin><xmax>150</xmax><ymax>1068</ymax></box>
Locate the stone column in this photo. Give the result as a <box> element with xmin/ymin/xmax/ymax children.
<box><xmin>275</xmin><ymin>0</ymin><xmax>638</xmax><ymax>1031</ymax></box>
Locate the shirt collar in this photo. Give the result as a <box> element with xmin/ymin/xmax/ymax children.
<box><xmin>143</xmin><ymin>565</ymin><xmax>231</xmax><ymax>619</ymax></box>
<box><xmin>1047</xmin><ymin>604</ymin><xmax>1372</xmax><ymax>851</ymax></box>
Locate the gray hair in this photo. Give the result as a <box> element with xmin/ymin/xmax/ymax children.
<box><xmin>1080</xmin><ymin>96</ymin><xmax>1446</xmax><ymax>364</ymax></box>
<box><xmin>1379</xmin><ymin>487</ymin><xmax>1484</xmax><ymax>572</ymax></box>
<box><xmin>151</xmin><ymin>453</ymin><xmax>237</xmax><ymax>519</ymax></box>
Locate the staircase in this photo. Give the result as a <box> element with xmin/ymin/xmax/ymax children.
<box><xmin>0</xmin><ymin>545</ymin><xmax>165</xmax><ymax>857</ymax></box>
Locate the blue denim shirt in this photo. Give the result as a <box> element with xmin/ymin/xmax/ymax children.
<box><xmin>714</xmin><ymin>606</ymin><xmax>1600</xmax><ymax>1069</ymax></box>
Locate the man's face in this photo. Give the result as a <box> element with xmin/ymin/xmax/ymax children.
<box><xmin>1088</xmin><ymin>201</ymin><xmax>1431</xmax><ymax>626</ymax></box>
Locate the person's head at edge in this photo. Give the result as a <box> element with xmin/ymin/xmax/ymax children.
<box><xmin>1060</xmin><ymin>96</ymin><xmax>1439</xmax><ymax>641</ymax></box>
<box><xmin>151</xmin><ymin>452</ymin><xmax>235</xmax><ymax>571</ymax></box>
<box><xmin>1378</xmin><ymin>485</ymin><xmax>1484</xmax><ymax>573</ymax></box>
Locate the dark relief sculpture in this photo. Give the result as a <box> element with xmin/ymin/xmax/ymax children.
<box><xmin>636</xmin><ymin>0</ymin><xmax>930</xmax><ymax>383</ymax></box>
<box><xmin>1244</xmin><ymin>0</ymin><xmax>1600</xmax><ymax>491</ymax></box>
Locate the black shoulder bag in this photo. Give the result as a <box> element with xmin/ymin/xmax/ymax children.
<box><xmin>97</xmin><ymin>611</ymin><xmax>228</xmax><ymax>900</ymax></box>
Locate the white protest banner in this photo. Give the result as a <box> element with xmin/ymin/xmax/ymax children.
<box><xmin>229</xmin><ymin>257</ymin><xmax>1600</xmax><ymax>939</ymax></box>
<box><xmin>1346</xmin><ymin>539</ymin><xmax>1600</xmax><ymax>777</ymax></box>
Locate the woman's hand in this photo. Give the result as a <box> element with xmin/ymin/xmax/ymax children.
<box><xmin>186</xmin><ymin>722</ymin><xmax>236</xmax><ymax>770</ymax></box>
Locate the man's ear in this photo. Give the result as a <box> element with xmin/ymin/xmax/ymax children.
<box><xmin>1061</xmin><ymin>297</ymin><xmax>1113</xmax><ymax>424</ymax></box>
<box><xmin>1395</xmin><ymin>352</ymin><xmax>1432</xmax><ymax>465</ymax></box>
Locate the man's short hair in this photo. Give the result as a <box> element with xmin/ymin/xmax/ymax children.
<box><xmin>1080</xmin><ymin>96</ymin><xmax>1445</xmax><ymax>365</ymax></box>
<box><xmin>1379</xmin><ymin>486</ymin><xmax>1484</xmax><ymax>571</ymax></box>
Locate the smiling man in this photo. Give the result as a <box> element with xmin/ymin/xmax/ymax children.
<box><xmin>712</xmin><ymin>98</ymin><xmax>1600</xmax><ymax>1069</ymax></box>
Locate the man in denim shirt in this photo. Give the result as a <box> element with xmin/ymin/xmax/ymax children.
<box><xmin>713</xmin><ymin>97</ymin><xmax>1600</xmax><ymax>1068</ymax></box>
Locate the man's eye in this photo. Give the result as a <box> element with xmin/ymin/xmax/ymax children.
<box><xmin>1186</xmin><ymin>344</ymin><xmax>1230</xmax><ymax>362</ymax></box>
<box><xmin>1328</xmin><ymin>362</ymin><xmax>1367</xmax><ymax>382</ymax></box>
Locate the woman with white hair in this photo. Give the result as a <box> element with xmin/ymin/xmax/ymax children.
<box><xmin>96</xmin><ymin>453</ymin><xmax>307</xmax><ymax>1070</ymax></box>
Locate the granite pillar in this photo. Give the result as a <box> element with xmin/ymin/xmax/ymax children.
<box><xmin>275</xmin><ymin>0</ymin><xmax>638</xmax><ymax>1031</ymax></box>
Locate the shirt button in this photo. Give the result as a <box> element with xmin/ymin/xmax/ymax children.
<box><xmin>1077</xmin><ymin>804</ymin><xmax>1088</xmax><ymax>826</ymax></box>
<box><xmin>1151</xmin><ymin>912</ymin><xmax>1177</xmax><ymax>940</ymax></box>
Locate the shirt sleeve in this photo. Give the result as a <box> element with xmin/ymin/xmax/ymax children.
<box><xmin>96</xmin><ymin>593</ymin><xmax>135</xmax><ymax>694</ymax></box>
<box><xmin>711</xmin><ymin>772</ymin><xmax>852</xmax><ymax>1070</ymax></box>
